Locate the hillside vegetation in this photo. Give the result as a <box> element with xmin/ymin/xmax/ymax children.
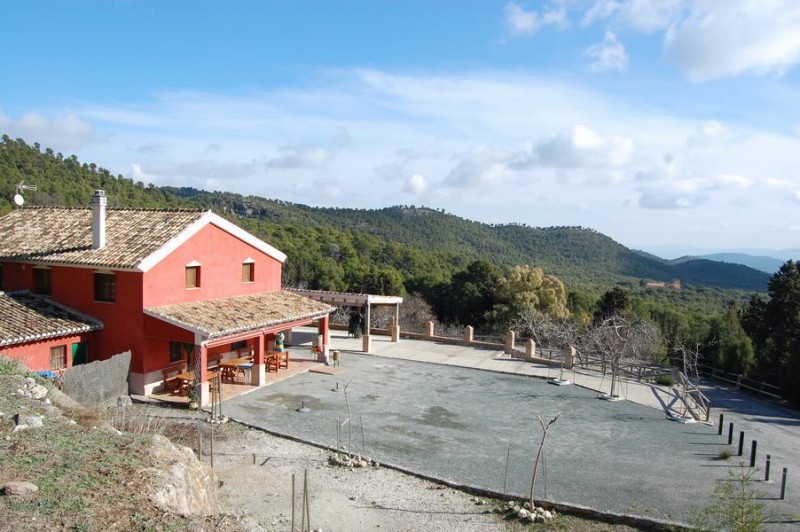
<box><xmin>0</xmin><ymin>135</ymin><xmax>767</xmax><ymax>305</ymax></box>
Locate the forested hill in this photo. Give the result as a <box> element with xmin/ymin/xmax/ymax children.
<box><xmin>0</xmin><ymin>136</ymin><xmax>769</xmax><ymax>292</ymax></box>
<box><xmin>166</xmin><ymin>186</ymin><xmax>769</xmax><ymax>291</ymax></box>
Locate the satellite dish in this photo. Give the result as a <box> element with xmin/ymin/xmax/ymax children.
<box><xmin>13</xmin><ymin>194</ymin><xmax>24</xmax><ymax>207</ymax></box>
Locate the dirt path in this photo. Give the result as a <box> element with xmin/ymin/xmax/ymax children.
<box><xmin>211</xmin><ymin>422</ymin><xmax>507</xmax><ymax>531</ymax></box>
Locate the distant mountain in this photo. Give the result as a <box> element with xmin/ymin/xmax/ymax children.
<box><xmin>642</xmin><ymin>244</ymin><xmax>798</xmax><ymax>263</ymax></box>
<box><xmin>0</xmin><ymin>136</ymin><xmax>770</xmax><ymax>294</ymax></box>
<box><xmin>697</xmin><ymin>253</ymin><xmax>785</xmax><ymax>274</ymax></box>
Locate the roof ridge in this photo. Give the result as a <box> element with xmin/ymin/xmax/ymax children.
<box><xmin>16</xmin><ymin>206</ymin><xmax>207</xmax><ymax>213</ymax></box>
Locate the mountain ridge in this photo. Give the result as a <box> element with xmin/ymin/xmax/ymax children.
<box><xmin>0</xmin><ymin>136</ymin><xmax>770</xmax><ymax>293</ymax></box>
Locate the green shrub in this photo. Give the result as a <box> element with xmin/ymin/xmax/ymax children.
<box><xmin>717</xmin><ymin>447</ymin><xmax>733</xmax><ymax>461</ymax></box>
<box><xmin>656</xmin><ymin>373</ymin><xmax>675</xmax><ymax>386</ymax></box>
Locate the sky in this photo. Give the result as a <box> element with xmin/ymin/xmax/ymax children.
<box><xmin>2</xmin><ymin>1</ymin><xmax>800</xmax><ymax>258</ymax></box>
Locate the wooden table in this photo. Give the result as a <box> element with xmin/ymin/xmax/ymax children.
<box><xmin>219</xmin><ymin>357</ymin><xmax>252</xmax><ymax>383</ymax></box>
<box><xmin>174</xmin><ymin>370</ymin><xmax>219</xmax><ymax>393</ymax></box>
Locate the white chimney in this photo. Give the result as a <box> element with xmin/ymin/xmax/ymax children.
<box><xmin>92</xmin><ymin>189</ymin><xmax>107</xmax><ymax>249</ymax></box>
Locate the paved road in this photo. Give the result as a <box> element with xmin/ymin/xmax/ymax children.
<box><xmin>223</xmin><ymin>331</ymin><xmax>799</xmax><ymax>528</ymax></box>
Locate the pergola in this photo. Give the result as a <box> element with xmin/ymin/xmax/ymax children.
<box><xmin>288</xmin><ymin>289</ymin><xmax>403</xmax><ymax>353</ymax></box>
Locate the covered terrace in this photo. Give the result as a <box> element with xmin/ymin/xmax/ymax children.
<box><xmin>143</xmin><ymin>290</ymin><xmax>334</xmax><ymax>406</ymax></box>
<box><xmin>288</xmin><ymin>289</ymin><xmax>403</xmax><ymax>353</ymax></box>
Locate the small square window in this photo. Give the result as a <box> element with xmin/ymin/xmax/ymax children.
<box><xmin>242</xmin><ymin>262</ymin><xmax>254</xmax><ymax>283</ymax></box>
<box><xmin>185</xmin><ymin>266</ymin><xmax>201</xmax><ymax>289</ymax></box>
<box><xmin>50</xmin><ymin>345</ymin><xmax>67</xmax><ymax>370</ymax></box>
<box><xmin>94</xmin><ymin>272</ymin><xmax>116</xmax><ymax>302</ymax></box>
<box><xmin>34</xmin><ymin>268</ymin><xmax>52</xmax><ymax>296</ymax></box>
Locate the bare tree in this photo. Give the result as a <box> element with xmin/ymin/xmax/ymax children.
<box><xmin>582</xmin><ymin>315</ymin><xmax>660</xmax><ymax>399</ymax></box>
<box><xmin>510</xmin><ymin>306</ymin><xmax>577</xmax><ymax>350</ymax></box>
<box><xmin>529</xmin><ymin>413</ymin><xmax>560</xmax><ymax>507</ymax></box>
<box><xmin>398</xmin><ymin>293</ymin><xmax>437</xmax><ymax>334</ymax></box>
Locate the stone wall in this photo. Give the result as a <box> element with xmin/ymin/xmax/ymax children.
<box><xmin>61</xmin><ymin>350</ymin><xmax>131</xmax><ymax>408</ymax></box>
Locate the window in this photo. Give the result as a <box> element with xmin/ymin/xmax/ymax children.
<box><xmin>231</xmin><ymin>340</ymin><xmax>247</xmax><ymax>351</ymax></box>
<box><xmin>94</xmin><ymin>272</ymin><xmax>116</xmax><ymax>303</ymax></box>
<box><xmin>242</xmin><ymin>261</ymin><xmax>254</xmax><ymax>283</ymax></box>
<box><xmin>34</xmin><ymin>268</ymin><xmax>52</xmax><ymax>296</ymax></box>
<box><xmin>185</xmin><ymin>265</ymin><xmax>201</xmax><ymax>289</ymax></box>
<box><xmin>50</xmin><ymin>345</ymin><xmax>67</xmax><ymax>370</ymax></box>
<box><xmin>169</xmin><ymin>341</ymin><xmax>193</xmax><ymax>363</ymax></box>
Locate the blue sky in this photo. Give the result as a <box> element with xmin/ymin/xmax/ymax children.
<box><xmin>3</xmin><ymin>1</ymin><xmax>800</xmax><ymax>257</ymax></box>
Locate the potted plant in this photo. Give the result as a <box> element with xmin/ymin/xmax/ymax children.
<box><xmin>188</xmin><ymin>385</ymin><xmax>200</xmax><ymax>410</ymax></box>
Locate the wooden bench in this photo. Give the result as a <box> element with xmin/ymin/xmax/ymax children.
<box><xmin>162</xmin><ymin>361</ymin><xmax>187</xmax><ymax>392</ymax></box>
<box><xmin>206</xmin><ymin>353</ymin><xmax>224</xmax><ymax>371</ymax></box>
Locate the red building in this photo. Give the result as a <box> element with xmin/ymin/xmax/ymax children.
<box><xmin>0</xmin><ymin>190</ymin><xmax>333</xmax><ymax>404</ymax></box>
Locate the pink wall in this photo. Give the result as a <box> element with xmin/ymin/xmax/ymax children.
<box><xmin>1</xmin><ymin>220</ymin><xmax>285</xmax><ymax>377</ymax></box>
<box><xmin>143</xmin><ymin>223</ymin><xmax>282</xmax><ymax>307</ymax></box>
<box><xmin>1</xmin><ymin>333</ymin><xmax>96</xmax><ymax>372</ymax></box>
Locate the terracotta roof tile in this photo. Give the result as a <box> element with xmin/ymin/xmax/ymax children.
<box><xmin>144</xmin><ymin>290</ymin><xmax>335</xmax><ymax>339</ymax></box>
<box><xmin>0</xmin><ymin>207</ymin><xmax>206</xmax><ymax>269</ymax></box>
<box><xmin>0</xmin><ymin>291</ymin><xmax>103</xmax><ymax>347</ymax></box>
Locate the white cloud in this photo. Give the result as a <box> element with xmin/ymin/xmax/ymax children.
<box><xmin>685</xmin><ymin>120</ymin><xmax>729</xmax><ymax>147</ymax></box>
<box><xmin>444</xmin><ymin>145</ymin><xmax>511</xmax><ymax>187</ymax></box>
<box><xmin>294</xmin><ymin>178</ymin><xmax>342</xmax><ymax>200</ymax></box>
<box><xmin>584</xmin><ymin>31</ymin><xmax>629</xmax><ymax>72</ymax></box>
<box><xmin>404</xmin><ymin>173</ymin><xmax>428</xmax><ymax>195</ymax></box>
<box><xmin>604</xmin><ymin>0</ymin><xmax>686</xmax><ymax>33</ymax></box>
<box><xmin>664</xmin><ymin>1</ymin><xmax>800</xmax><ymax>82</ymax></box>
<box><xmin>1</xmin><ymin>111</ymin><xmax>94</xmax><ymax>150</ymax></box>
<box><xmin>128</xmin><ymin>142</ymin><xmax>167</xmax><ymax>155</ymax></box>
<box><xmin>265</xmin><ymin>128</ymin><xmax>350</xmax><ymax>171</ymax></box>
<box><xmin>713</xmin><ymin>173</ymin><xmax>752</xmax><ymax>189</ymax></box>
<box><xmin>265</xmin><ymin>143</ymin><xmax>333</xmax><ymax>171</ymax></box>
<box><xmin>579</xmin><ymin>1</ymin><xmax>800</xmax><ymax>82</ymax></box>
<box><xmin>532</xmin><ymin>123</ymin><xmax>634</xmax><ymax>168</ymax></box>
<box><xmin>504</xmin><ymin>1</ymin><xmax>566</xmax><ymax>36</ymax></box>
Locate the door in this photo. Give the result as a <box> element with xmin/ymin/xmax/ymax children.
<box><xmin>71</xmin><ymin>342</ymin><xmax>88</xmax><ymax>366</ymax></box>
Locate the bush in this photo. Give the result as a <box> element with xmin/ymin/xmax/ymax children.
<box><xmin>656</xmin><ymin>374</ymin><xmax>674</xmax><ymax>386</ymax></box>
<box><xmin>717</xmin><ymin>447</ymin><xmax>733</xmax><ymax>461</ymax></box>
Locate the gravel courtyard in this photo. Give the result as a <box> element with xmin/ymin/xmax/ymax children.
<box><xmin>222</xmin><ymin>353</ymin><xmax>746</xmax><ymax>526</ymax></box>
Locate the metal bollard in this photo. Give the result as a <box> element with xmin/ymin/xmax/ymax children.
<box><xmin>765</xmin><ymin>455</ymin><xmax>771</xmax><ymax>482</ymax></box>
<box><xmin>738</xmin><ymin>431</ymin><xmax>745</xmax><ymax>456</ymax></box>
<box><xmin>728</xmin><ymin>422</ymin><xmax>734</xmax><ymax>445</ymax></box>
<box><xmin>780</xmin><ymin>468</ymin><xmax>788</xmax><ymax>500</ymax></box>
<box><xmin>749</xmin><ymin>440</ymin><xmax>757</xmax><ymax>468</ymax></box>
<box><xmin>718</xmin><ymin>413</ymin><xmax>724</xmax><ymax>435</ymax></box>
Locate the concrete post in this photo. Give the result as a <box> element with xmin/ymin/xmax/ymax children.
<box><xmin>526</xmin><ymin>339</ymin><xmax>536</xmax><ymax>359</ymax></box>
<box><xmin>505</xmin><ymin>330</ymin><xmax>515</xmax><ymax>352</ymax></box>
<box><xmin>425</xmin><ymin>321</ymin><xmax>435</xmax><ymax>337</ymax></box>
<box><xmin>465</xmin><ymin>325</ymin><xmax>474</xmax><ymax>343</ymax></box>
<box><xmin>362</xmin><ymin>334</ymin><xmax>372</xmax><ymax>353</ymax></box>
<box><xmin>563</xmin><ymin>345</ymin><xmax>576</xmax><ymax>369</ymax></box>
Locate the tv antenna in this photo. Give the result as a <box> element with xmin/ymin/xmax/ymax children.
<box><xmin>13</xmin><ymin>181</ymin><xmax>37</xmax><ymax>207</ymax></box>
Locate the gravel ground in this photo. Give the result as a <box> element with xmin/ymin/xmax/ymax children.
<box><xmin>123</xmin><ymin>403</ymin><xmax>643</xmax><ymax>532</ymax></box>
<box><xmin>210</xmin><ymin>422</ymin><xmax>508</xmax><ymax>531</ymax></box>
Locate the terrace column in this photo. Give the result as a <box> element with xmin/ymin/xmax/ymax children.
<box><xmin>318</xmin><ymin>315</ymin><xmax>330</xmax><ymax>359</ymax></box>
<box><xmin>362</xmin><ymin>304</ymin><xmax>372</xmax><ymax>353</ymax></box>
<box><xmin>252</xmin><ymin>334</ymin><xmax>266</xmax><ymax>386</ymax></box>
<box><xmin>195</xmin><ymin>342</ymin><xmax>210</xmax><ymax>407</ymax></box>
<box><xmin>391</xmin><ymin>304</ymin><xmax>400</xmax><ymax>342</ymax></box>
